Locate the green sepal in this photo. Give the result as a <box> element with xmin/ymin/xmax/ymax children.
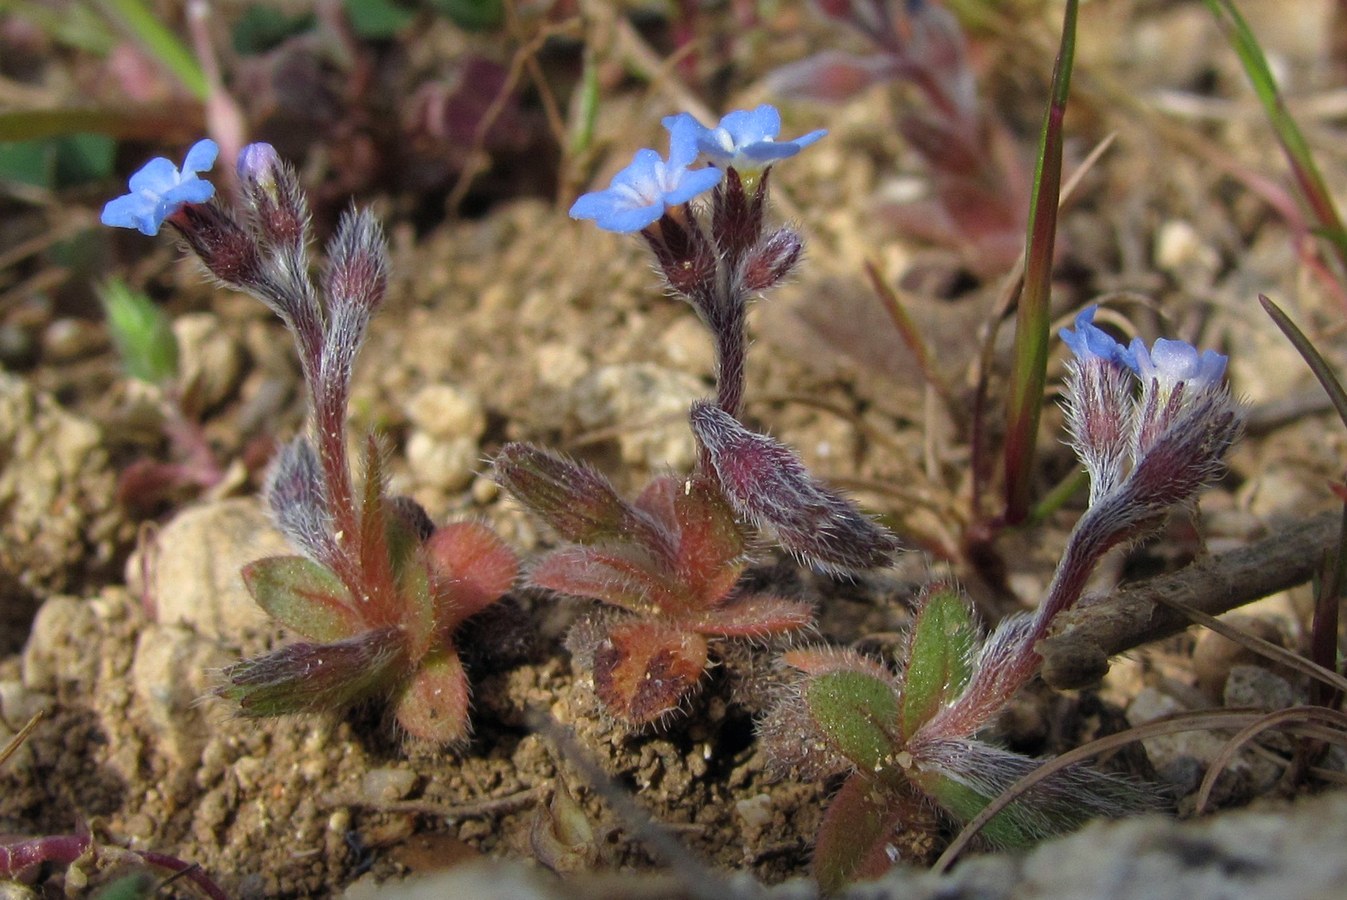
<box><xmin>242</xmin><ymin>555</ymin><xmax>360</xmax><ymax>642</ymax></box>
<box><xmin>900</xmin><ymin>584</ymin><xmax>977</xmax><ymax>740</ymax></box>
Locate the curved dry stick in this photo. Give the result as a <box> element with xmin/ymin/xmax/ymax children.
<box><xmin>1194</xmin><ymin>705</ymin><xmax>1347</xmax><ymax>814</ymax></box>
<box><xmin>933</xmin><ymin>708</ymin><xmax>1270</xmax><ymax>873</ymax></box>
<box><xmin>1038</xmin><ymin>510</ymin><xmax>1340</xmax><ymax>690</ymax></box>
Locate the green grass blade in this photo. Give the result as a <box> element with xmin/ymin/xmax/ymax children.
<box><xmin>1204</xmin><ymin>0</ymin><xmax>1347</xmax><ymax>273</ymax></box>
<box><xmin>97</xmin><ymin>0</ymin><xmax>208</xmax><ymax>100</ymax></box>
<box><xmin>1257</xmin><ymin>293</ymin><xmax>1347</xmax><ymax>708</ymax></box>
<box><xmin>1002</xmin><ymin>0</ymin><xmax>1077</xmax><ymax>526</ymax></box>
<box><xmin>1259</xmin><ymin>294</ymin><xmax>1347</xmax><ymax>430</ymax></box>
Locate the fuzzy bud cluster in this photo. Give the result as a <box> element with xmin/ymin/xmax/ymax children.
<box><xmin>1060</xmin><ymin>306</ymin><xmax>1244</xmax><ymax>523</ymax></box>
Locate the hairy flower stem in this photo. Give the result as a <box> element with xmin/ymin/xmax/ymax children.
<box><xmin>712</xmin><ymin>287</ymin><xmax>748</xmax><ymax>421</ymax></box>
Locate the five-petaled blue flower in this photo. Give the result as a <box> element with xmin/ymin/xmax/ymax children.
<box><xmin>663</xmin><ymin>105</ymin><xmax>826</xmax><ymax>173</ymax></box>
<box><xmin>1128</xmin><ymin>337</ymin><xmax>1227</xmax><ymax>393</ymax></box>
<box><xmin>102</xmin><ymin>139</ymin><xmax>219</xmax><ymax>236</ymax></box>
<box><xmin>569</xmin><ymin>116</ymin><xmax>723</xmax><ymax>233</ymax></box>
<box><xmin>1060</xmin><ymin>306</ymin><xmax>1134</xmax><ymax>369</ymax></box>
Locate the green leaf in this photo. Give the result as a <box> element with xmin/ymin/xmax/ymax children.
<box><xmin>813</xmin><ymin>774</ymin><xmax>906</xmax><ymax>894</ymax></box>
<box><xmin>900</xmin><ymin>584</ymin><xmax>978</xmax><ymax>739</ymax></box>
<box><xmin>919</xmin><ymin>771</ymin><xmax>1036</xmax><ymax>848</ymax></box>
<box><xmin>343</xmin><ymin>0</ymin><xmax>414</xmax><ymax>38</ymax></box>
<box><xmin>97</xmin><ymin>0</ymin><xmax>208</xmax><ymax>100</ymax></box>
<box><xmin>806</xmin><ymin>670</ymin><xmax>901</xmax><ymax>777</ymax></box>
<box><xmin>97</xmin><ymin>279</ymin><xmax>179</xmax><ymax>384</ymax></box>
<box><xmin>427</xmin><ymin>0</ymin><xmax>503</xmax><ymax>31</ymax></box>
<box><xmin>0</xmin><ymin>134</ymin><xmax>115</xmax><ymax>189</ymax></box>
<box><xmin>241</xmin><ymin>555</ymin><xmax>360</xmax><ymax>642</ymax></box>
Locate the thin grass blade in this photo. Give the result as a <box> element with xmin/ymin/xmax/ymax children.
<box><xmin>1002</xmin><ymin>0</ymin><xmax>1077</xmax><ymax>525</ymax></box>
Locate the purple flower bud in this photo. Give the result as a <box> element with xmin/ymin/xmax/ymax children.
<box><xmin>235</xmin><ymin>142</ymin><xmax>308</xmax><ymax>250</ymax></box>
<box><xmin>237</xmin><ymin>142</ymin><xmax>281</xmax><ymax>191</ymax></box>
<box><xmin>742</xmin><ymin>227</ymin><xmax>804</xmax><ymax>292</ymax></box>
<box><xmin>101</xmin><ymin>139</ymin><xmax>218</xmax><ymax>236</ymax></box>
<box><xmin>690</xmin><ymin>401</ymin><xmax>901</xmax><ymax>573</ymax></box>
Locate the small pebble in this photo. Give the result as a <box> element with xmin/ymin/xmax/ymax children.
<box><xmin>405</xmin><ymin>384</ymin><xmax>487</xmax><ymax>441</ymax></box>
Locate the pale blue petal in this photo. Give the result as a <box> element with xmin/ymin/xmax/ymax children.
<box><xmin>664</xmin><ymin>165</ymin><xmax>723</xmax><ymax>206</ymax></box>
<box><xmin>127</xmin><ymin>157</ymin><xmax>178</xmax><ymax>194</ymax></box>
<box><xmin>662</xmin><ymin>113</ymin><xmax>710</xmax><ymax>169</ymax></box>
<box><xmin>181</xmin><ymin>139</ymin><xmax>219</xmax><ymax>175</ymax></box>
<box><xmin>101</xmin><ymin>193</ymin><xmax>155</xmax><ymax>234</ymax></box>
<box><xmin>720</xmin><ymin>105</ymin><xmax>781</xmax><ymax>144</ymax></box>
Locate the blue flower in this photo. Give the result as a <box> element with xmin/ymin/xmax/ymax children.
<box><xmin>1060</xmin><ymin>306</ymin><xmax>1134</xmax><ymax>368</ymax></box>
<box><xmin>102</xmin><ymin>140</ymin><xmax>219</xmax><ymax>236</ymax></box>
<box><xmin>662</xmin><ymin>105</ymin><xmax>827</xmax><ymax>172</ymax></box>
<box><xmin>1128</xmin><ymin>337</ymin><xmax>1227</xmax><ymax>393</ymax></box>
<box><xmin>569</xmin><ymin>120</ymin><xmax>723</xmax><ymax>233</ymax></box>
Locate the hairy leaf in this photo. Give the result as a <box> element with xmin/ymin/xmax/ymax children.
<box><xmin>590</xmin><ymin>620</ymin><xmax>709</xmax><ymax>725</ymax></box>
<box><xmin>394</xmin><ymin>649</ymin><xmax>472</xmax><ymax>745</ymax></box>
<box><xmin>242</xmin><ymin>555</ymin><xmax>360</xmax><ymax>642</ymax></box>
<box><xmin>425</xmin><ymin>520</ymin><xmax>519</xmax><ymax>625</ymax></box>
<box><xmin>806</xmin><ymin>670</ymin><xmax>901</xmax><ymax>776</ymax></box>
<box><xmin>494</xmin><ymin>443</ymin><xmax>671</xmax><ymax>551</ymax></box>
<box><xmin>900</xmin><ymin>584</ymin><xmax>977</xmax><ymax>740</ymax></box>
<box><xmin>690</xmin><ymin>401</ymin><xmax>900</xmax><ymax>573</ymax></box>
<box><xmin>218</xmin><ymin>626</ymin><xmax>406</xmax><ymax>715</ymax></box>
<box><xmin>813</xmin><ymin>774</ymin><xmax>909</xmax><ymax>894</ymax></box>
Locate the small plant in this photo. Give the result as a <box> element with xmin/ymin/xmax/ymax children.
<box><xmin>759</xmin><ymin>306</ymin><xmax>1245</xmax><ymax>891</ymax></box>
<box><xmin>496</xmin><ymin>106</ymin><xmax>899</xmax><ymax>726</ymax></box>
<box><xmin>101</xmin><ymin>140</ymin><xmax>518</xmax><ymax>744</ymax></box>
<box><xmin>769</xmin><ymin>0</ymin><xmax>1029</xmax><ymax>271</ymax></box>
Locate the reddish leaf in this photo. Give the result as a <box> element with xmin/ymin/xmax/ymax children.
<box><xmin>591</xmin><ymin>620</ymin><xmax>709</xmax><ymax>725</ymax></box>
<box><xmin>813</xmin><ymin>774</ymin><xmax>913</xmax><ymax>893</ymax></box>
<box><xmin>529</xmin><ymin>545</ymin><xmax>677</xmax><ymax>616</ymax></box>
<box><xmin>426</xmin><ymin>520</ymin><xmax>519</xmax><ymax>626</ymax></box>
<box><xmin>394</xmin><ymin>649</ymin><xmax>472</xmax><ymax>745</ymax></box>
<box><xmin>242</xmin><ymin>555</ymin><xmax>362</xmax><ymax>642</ymax></box>
<box><xmin>635</xmin><ymin>475</ymin><xmax>747</xmax><ymax>611</ymax></box>
<box><xmin>782</xmin><ymin>646</ymin><xmax>893</xmax><ymax>681</ymax></box>
<box><xmin>691</xmin><ymin>594</ymin><xmax>813</xmax><ymax>638</ymax></box>
<box><xmin>494</xmin><ymin>443</ymin><xmax>671</xmax><ymax>552</ymax></box>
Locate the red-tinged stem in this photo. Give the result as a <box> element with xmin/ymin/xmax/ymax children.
<box><xmin>1003</xmin><ymin>0</ymin><xmax>1077</xmax><ymax>526</ymax></box>
<box><xmin>315</xmin><ymin>387</ymin><xmax>363</xmax><ymax>595</ymax></box>
<box><xmin>1310</xmin><ymin>502</ymin><xmax>1347</xmax><ymax>709</ymax></box>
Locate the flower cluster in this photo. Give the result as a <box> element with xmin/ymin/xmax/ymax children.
<box><xmin>569</xmin><ymin>105</ymin><xmax>826</xmax><ymax>233</ymax></box>
<box><xmin>1060</xmin><ymin>306</ymin><xmax>1242</xmax><ymax>513</ymax></box>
